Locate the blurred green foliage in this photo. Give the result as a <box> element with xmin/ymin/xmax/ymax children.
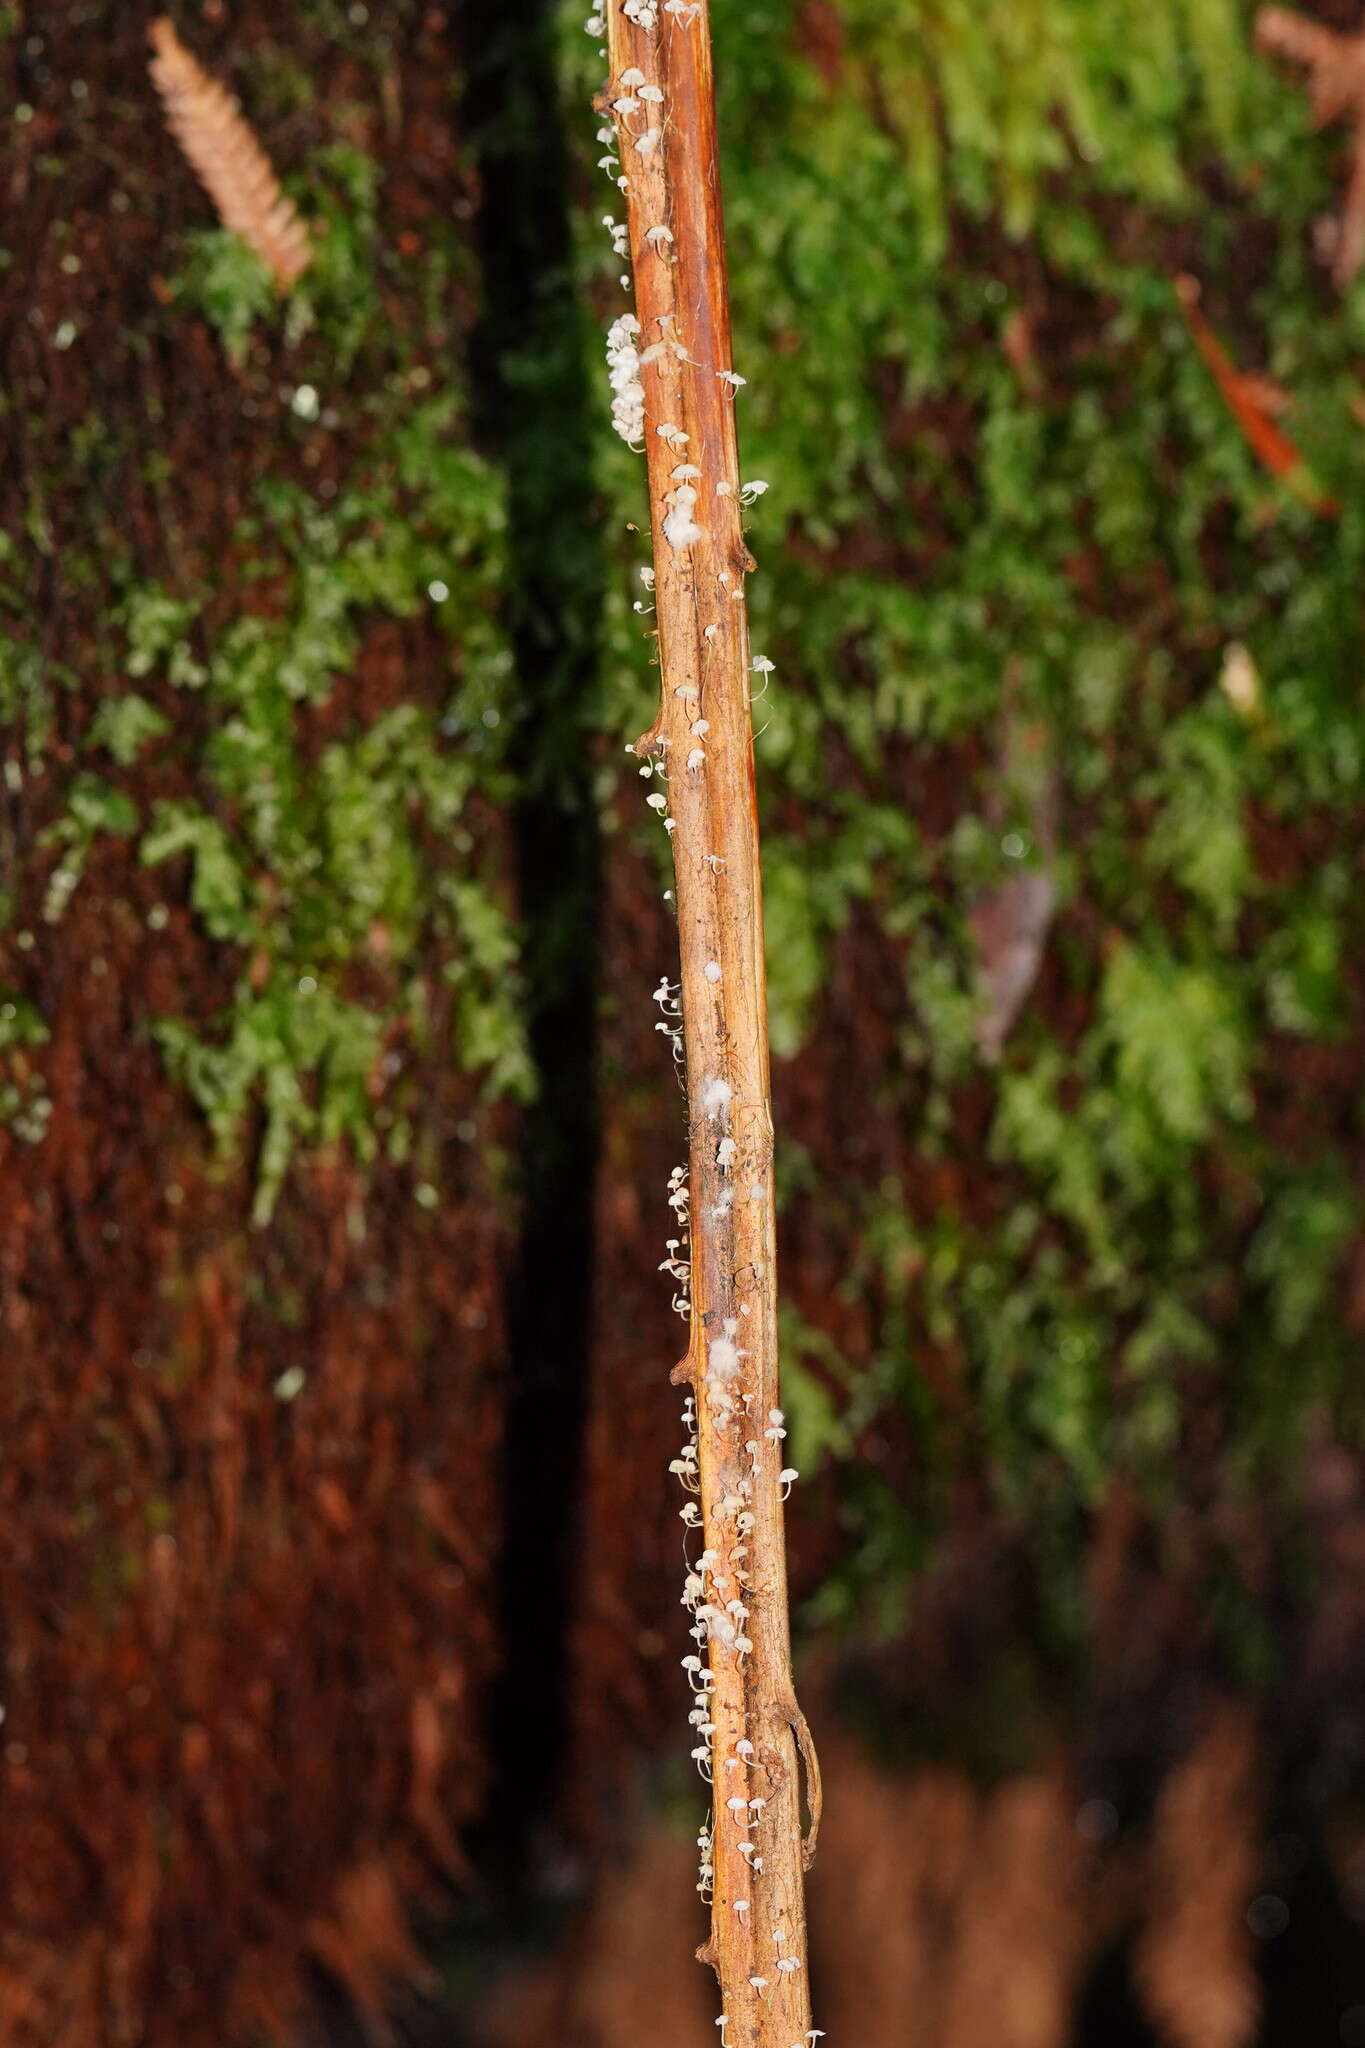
<box><xmin>562</xmin><ymin>0</ymin><xmax>1365</xmax><ymax>1650</ymax></box>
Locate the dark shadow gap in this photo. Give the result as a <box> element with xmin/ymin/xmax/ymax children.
<box><xmin>1071</xmin><ymin>1940</ymin><xmax>1159</xmax><ymax>2048</ymax></box>
<box><xmin>1070</xmin><ymin>1817</ymin><xmax>1365</xmax><ymax>2048</ymax></box>
<box><xmin>461</xmin><ymin>0</ymin><xmax>605</xmax><ymax>1911</ymax></box>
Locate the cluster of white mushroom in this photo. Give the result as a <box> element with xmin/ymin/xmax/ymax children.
<box><xmin>659</xmin><ymin>1156</ymin><xmax>691</xmax><ymax>1316</ymax></box>
<box><xmin>605</xmin><ymin>312</ymin><xmax>645</xmax><ymax>448</ymax></box>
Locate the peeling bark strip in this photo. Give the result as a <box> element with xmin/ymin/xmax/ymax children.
<box><xmin>593</xmin><ymin>5</ymin><xmax>818</xmax><ymax>2042</ymax></box>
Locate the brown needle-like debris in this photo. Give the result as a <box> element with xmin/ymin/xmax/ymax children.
<box><xmin>1256</xmin><ymin>6</ymin><xmax>1365</xmax><ymax>287</ymax></box>
<box><xmin>149</xmin><ymin>17</ymin><xmax>312</xmax><ymax>288</ymax></box>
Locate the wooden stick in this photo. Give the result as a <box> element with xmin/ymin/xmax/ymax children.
<box><xmin>594</xmin><ymin>6</ymin><xmax>819</xmax><ymax>2042</ymax></box>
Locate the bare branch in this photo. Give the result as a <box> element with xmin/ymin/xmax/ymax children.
<box><xmin>594</xmin><ymin>4</ymin><xmax>817</xmax><ymax>2043</ymax></box>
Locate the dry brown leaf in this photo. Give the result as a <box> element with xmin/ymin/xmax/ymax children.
<box><xmin>1173</xmin><ymin>273</ymin><xmax>1336</xmax><ymax>512</ymax></box>
<box><xmin>148</xmin><ymin>17</ymin><xmax>312</xmax><ymax>287</ymax></box>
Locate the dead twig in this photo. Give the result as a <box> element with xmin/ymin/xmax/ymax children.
<box><xmin>594</xmin><ymin>4</ymin><xmax>817</xmax><ymax>2042</ymax></box>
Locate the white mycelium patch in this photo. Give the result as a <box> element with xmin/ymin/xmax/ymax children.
<box><xmin>700</xmin><ymin>1076</ymin><xmax>731</xmax><ymax>1117</ymax></box>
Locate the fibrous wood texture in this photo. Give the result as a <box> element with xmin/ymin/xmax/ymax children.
<box><xmin>594</xmin><ymin>4</ymin><xmax>818</xmax><ymax>2042</ymax></box>
<box><xmin>149</xmin><ymin>17</ymin><xmax>311</xmax><ymax>286</ymax></box>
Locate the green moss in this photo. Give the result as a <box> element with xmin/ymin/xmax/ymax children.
<box><xmin>87</xmin><ymin>693</ymin><xmax>173</xmax><ymax>767</ymax></box>
<box><xmin>0</xmin><ymin>987</ymin><xmax>50</xmax><ymax>1146</ymax></box>
<box><xmin>4</xmin><ymin>105</ymin><xmax>528</xmax><ymax>1212</ymax></box>
<box><xmin>39</xmin><ymin>774</ymin><xmax>140</xmax><ymax>925</ymax></box>
<box><xmin>128</xmin><ymin>432</ymin><xmax>529</xmax><ymax>1218</ymax></box>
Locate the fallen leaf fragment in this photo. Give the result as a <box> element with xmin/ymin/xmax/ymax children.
<box><xmin>1174</xmin><ymin>274</ymin><xmax>1337</xmax><ymax>515</ymax></box>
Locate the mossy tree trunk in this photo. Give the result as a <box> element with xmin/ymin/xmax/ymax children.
<box><xmin>0</xmin><ymin>10</ymin><xmax>521</xmax><ymax>2041</ymax></box>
